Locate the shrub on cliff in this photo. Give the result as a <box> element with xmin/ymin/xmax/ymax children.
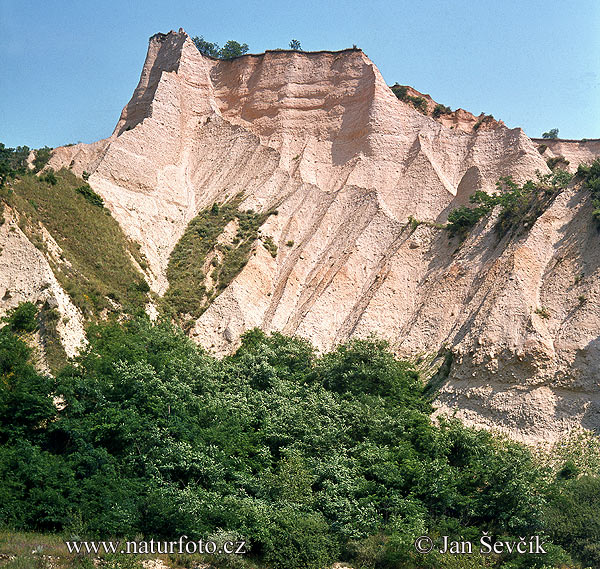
<box><xmin>447</xmin><ymin>171</ymin><xmax>573</xmax><ymax>240</ymax></box>
<box><xmin>192</xmin><ymin>36</ymin><xmax>249</xmax><ymax>59</ymax></box>
<box><xmin>542</xmin><ymin>128</ymin><xmax>559</xmax><ymax>139</ymax></box>
<box><xmin>577</xmin><ymin>158</ymin><xmax>600</xmax><ymax>223</ymax></box>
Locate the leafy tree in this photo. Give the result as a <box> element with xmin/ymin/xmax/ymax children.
<box><xmin>220</xmin><ymin>40</ymin><xmax>249</xmax><ymax>59</ymax></box>
<box><xmin>191</xmin><ymin>36</ymin><xmax>221</xmax><ymax>57</ymax></box>
<box><xmin>289</xmin><ymin>39</ymin><xmax>302</xmax><ymax>50</ymax></box>
<box><xmin>546</xmin><ymin>476</ymin><xmax>600</xmax><ymax>567</ymax></box>
<box><xmin>32</xmin><ymin>146</ymin><xmax>53</xmax><ymax>173</ymax></box>
<box><xmin>542</xmin><ymin>128</ymin><xmax>559</xmax><ymax>139</ymax></box>
<box><xmin>192</xmin><ymin>36</ymin><xmax>249</xmax><ymax>59</ymax></box>
<box><xmin>4</xmin><ymin>301</ymin><xmax>38</xmax><ymax>333</ymax></box>
<box><xmin>0</xmin><ymin>313</ymin><xmax>596</xmax><ymax>568</ymax></box>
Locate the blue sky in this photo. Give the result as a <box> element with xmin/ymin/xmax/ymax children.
<box><xmin>1</xmin><ymin>0</ymin><xmax>599</xmax><ymax>148</ymax></box>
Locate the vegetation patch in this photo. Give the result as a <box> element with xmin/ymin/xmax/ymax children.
<box><xmin>164</xmin><ymin>196</ymin><xmax>276</xmax><ymax>325</ymax></box>
<box><xmin>75</xmin><ymin>184</ymin><xmax>104</xmax><ymax>208</ymax></box>
<box><xmin>0</xmin><ymin>168</ymin><xmax>149</xmax><ymax>320</ymax></box>
<box><xmin>447</xmin><ymin>170</ymin><xmax>573</xmax><ymax>240</ymax></box>
<box><xmin>546</xmin><ymin>155</ymin><xmax>569</xmax><ymax>171</ymax></box>
<box><xmin>391</xmin><ymin>84</ymin><xmax>428</xmax><ymax>114</ymax></box>
<box><xmin>432</xmin><ymin>103</ymin><xmax>452</xmax><ymax>118</ymax></box>
<box><xmin>0</xmin><ymin>314</ymin><xmax>598</xmax><ymax>568</ymax></box>
<box><xmin>577</xmin><ymin>158</ymin><xmax>600</xmax><ymax>225</ymax></box>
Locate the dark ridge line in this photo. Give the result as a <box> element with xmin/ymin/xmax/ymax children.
<box><xmin>531</xmin><ymin>138</ymin><xmax>600</xmax><ymax>143</ymax></box>
<box><xmin>149</xmin><ymin>31</ymin><xmax>362</xmax><ymax>61</ymax></box>
<box><xmin>199</xmin><ymin>47</ymin><xmax>363</xmax><ymax>62</ymax></box>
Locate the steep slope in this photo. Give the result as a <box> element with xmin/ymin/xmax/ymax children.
<box><xmin>46</xmin><ymin>29</ymin><xmax>600</xmax><ymax>442</ymax></box>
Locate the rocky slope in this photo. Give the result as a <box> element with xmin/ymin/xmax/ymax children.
<box><xmin>40</xmin><ymin>29</ymin><xmax>600</xmax><ymax>443</ymax></box>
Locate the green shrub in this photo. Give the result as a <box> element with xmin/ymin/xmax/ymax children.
<box><xmin>262</xmin><ymin>508</ymin><xmax>339</xmax><ymax>569</ymax></box>
<box><xmin>534</xmin><ymin>307</ymin><xmax>550</xmax><ymax>319</ymax></box>
<box><xmin>391</xmin><ymin>84</ymin><xmax>429</xmax><ymax>114</ymax></box>
<box><xmin>446</xmin><ymin>205</ymin><xmax>487</xmax><ymax>237</ymax></box>
<box><xmin>447</xmin><ymin>171</ymin><xmax>573</xmax><ymax>240</ymax></box>
<box><xmin>545</xmin><ymin>476</ymin><xmax>600</xmax><ymax>568</ymax></box>
<box><xmin>32</xmin><ymin>147</ymin><xmax>53</xmax><ymax>173</ymax></box>
<box><xmin>432</xmin><ymin>103</ymin><xmax>452</xmax><ymax>118</ymax></box>
<box><xmin>0</xmin><ymin>317</ymin><xmax>596</xmax><ymax>568</ymax></box>
<box><xmin>542</xmin><ymin>128</ymin><xmax>559</xmax><ymax>139</ymax></box>
<box><xmin>192</xmin><ymin>36</ymin><xmax>249</xmax><ymax>59</ymax></box>
<box><xmin>75</xmin><ymin>184</ymin><xmax>104</xmax><ymax>208</ymax></box>
<box><xmin>546</xmin><ymin>155</ymin><xmax>569</xmax><ymax>171</ymax></box>
<box><xmin>4</xmin><ymin>302</ymin><xmax>38</xmax><ymax>333</ymax></box>
<box><xmin>577</xmin><ymin>158</ymin><xmax>600</xmax><ymax>224</ymax></box>
<box><xmin>40</xmin><ymin>169</ymin><xmax>57</xmax><ymax>185</ymax></box>
<box><xmin>262</xmin><ymin>235</ymin><xmax>278</xmax><ymax>257</ymax></box>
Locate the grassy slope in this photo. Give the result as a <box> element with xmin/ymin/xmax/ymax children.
<box><xmin>1</xmin><ymin>170</ymin><xmax>149</xmax><ymax>322</ymax></box>
<box><xmin>164</xmin><ymin>196</ymin><xmax>277</xmax><ymax>328</ymax></box>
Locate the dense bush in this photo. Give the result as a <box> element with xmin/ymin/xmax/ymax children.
<box><xmin>432</xmin><ymin>103</ymin><xmax>452</xmax><ymax>118</ymax></box>
<box><xmin>192</xmin><ymin>36</ymin><xmax>249</xmax><ymax>59</ymax></box>
<box><xmin>0</xmin><ymin>311</ymin><xmax>597</xmax><ymax>568</ymax></box>
<box><xmin>446</xmin><ymin>171</ymin><xmax>573</xmax><ymax>239</ymax></box>
<box><xmin>577</xmin><ymin>158</ymin><xmax>600</xmax><ymax>224</ymax></box>
<box><xmin>32</xmin><ymin>146</ymin><xmax>53</xmax><ymax>173</ymax></box>
<box><xmin>75</xmin><ymin>184</ymin><xmax>104</xmax><ymax>208</ymax></box>
<box><xmin>542</xmin><ymin>128</ymin><xmax>559</xmax><ymax>139</ymax></box>
<box><xmin>391</xmin><ymin>85</ymin><xmax>428</xmax><ymax>114</ymax></box>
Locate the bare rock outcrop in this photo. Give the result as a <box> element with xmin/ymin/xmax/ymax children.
<box><xmin>47</xmin><ymin>29</ymin><xmax>600</xmax><ymax>443</ymax></box>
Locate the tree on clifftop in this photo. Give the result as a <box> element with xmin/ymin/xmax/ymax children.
<box><xmin>289</xmin><ymin>39</ymin><xmax>302</xmax><ymax>50</ymax></box>
<box><xmin>543</xmin><ymin>128</ymin><xmax>560</xmax><ymax>139</ymax></box>
<box><xmin>192</xmin><ymin>36</ymin><xmax>249</xmax><ymax>59</ymax></box>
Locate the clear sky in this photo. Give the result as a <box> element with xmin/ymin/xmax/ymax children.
<box><xmin>1</xmin><ymin>0</ymin><xmax>599</xmax><ymax>148</ymax></box>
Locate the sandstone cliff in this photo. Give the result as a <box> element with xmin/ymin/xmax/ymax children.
<box><xmin>44</xmin><ymin>30</ymin><xmax>600</xmax><ymax>443</ymax></box>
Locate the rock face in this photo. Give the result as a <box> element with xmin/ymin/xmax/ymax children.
<box><xmin>0</xmin><ymin>207</ymin><xmax>87</xmax><ymax>362</ymax></box>
<box><xmin>47</xmin><ymin>30</ymin><xmax>600</xmax><ymax>443</ymax></box>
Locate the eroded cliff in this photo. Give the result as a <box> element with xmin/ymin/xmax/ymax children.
<box><xmin>45</xmin><ymin>29</ymin><xmax>600</xmax><ymax>443</ymax></box>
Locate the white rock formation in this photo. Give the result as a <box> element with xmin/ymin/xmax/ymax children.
<box><xmin>47</xmin><ymin>30</ymin><xmax>600</xmax><ymax>443</ymax></box>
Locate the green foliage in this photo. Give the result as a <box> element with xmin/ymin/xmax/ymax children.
<box><xmin>447</xmin><ymin>171</ymin><xmax>573</xmax><ymax>240</ymax></box>
<box><xmin>546</xmin><ymin>155</ymin><xmax>569</xmax><ymax>171</ymax></box>
<box><xmin>289</xmin><ymin>39</ymin><xmax>302</xmax><ymax>50</ymax></box>
<box><xmin>577</xmin><ymin>158</ymin><xmax>600</xmax><ymax>224</ymax></box>
<box><xmin>545</xmin><ymin>476</ymin><xmax>600</xmax><ymax>567</ymax></box>
<box><xmin>542</xmin><ymin>128</ymin><xmax>559</xmax><ymax>139</ymax></box>
<box><xmin>391</xmin><ymin>84</ymin><xmax>428</xmax><ymax>114</ymax></box>
<box><xmin>32</xmin><ymin>147</ymin><xmax>53</xmax><ymax>173</ymax></box>
<box><xmin>0</xmin><ymin>143</ymin><xmax>30</xmax><ymax>186</ymax></box>
<box><xmin>164</xmin><ymin>197</ymin><xmax>272</xmax><ymax>322</ymax></box>
<box><xmin>4</xmin><ymin>302</ymin><xmax>38</xmax><ymax>333</ymax></box>
<box><xmin>40</xmin><ymin>169</ymin><xmax>57</xmax><ymax>185</ymax></box>
<box><xmin>446</xmin><ymin>205</ymin><xmax>487</xmax><ymax>238</ymax></box>
<box><xmin>75</xmin><ymin>184</ymin><xmax>104</xmax><ymax>208</ymax></box>
<box><xmin>432</xmin><ymin>103</ymin><xmax>452</xmax><ymax>118</ymax></box>
<box><xmin>192</xmin><ymin>36</ymin><xmax>249</xmax><ymax>59</ymax></box>
<box><xmin>0</xmin><ymin>317</ymin><xmax>593</xmax><ymax>567</ymax></box>
<box><xmin>261</xmin><ymin>235</ymin><xmax>278</xmax><ymax>258</ymax></box>
<box><xmin>220</xmin><ymin>40</ymin><xmax>250</xmax><ymax>59</ymax></box>
<box><xmin>4</xmin><ymin>169</ymin><xmax>148</xmax><ymax>319</ymax></box>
